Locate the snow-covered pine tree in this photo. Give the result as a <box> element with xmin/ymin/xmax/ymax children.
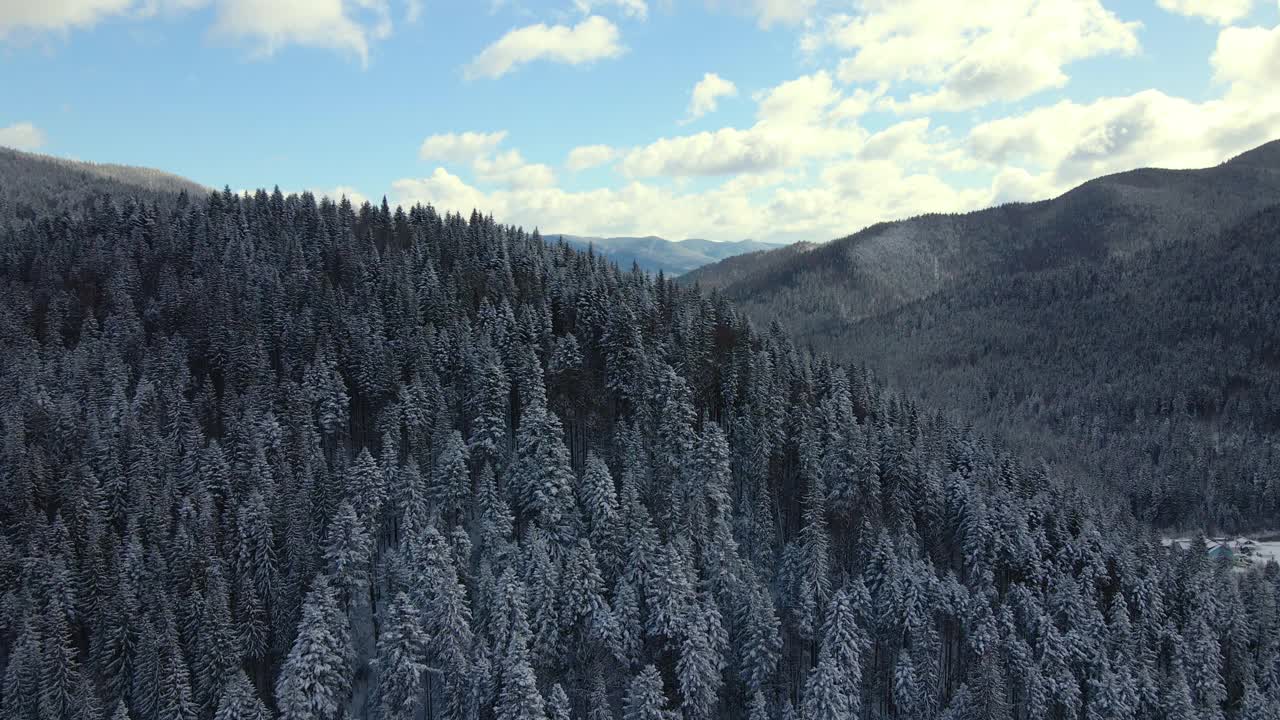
<box><xmin>623</xmin><ymin>665</ymin><xmax>674</xmax><ymax>720</ymax></box>
<box><xmin>371</xmin><ymin>592</ymin><xmax>428</xmax><ymax>720</ymax></box>
<box><xmin>274</xmin><ymin>575</ymin><xmax>352</xmax><ymax>720</ymax></box>
<box><xmin>214</xmin><ymin>670</ymin><xmax>270</xmax><ymax>720</ymax></box>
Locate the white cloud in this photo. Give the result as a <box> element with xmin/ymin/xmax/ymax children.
<box><xmin>754</xmin><ymin>71</ymin><xmax>841</xmax><ymax>127</ymax></box>
<box><xmin>684</xmin><ymin>72</ymin><xmax>737</xmax><ymax>123</ymax></box>
<box><xmin>474</xmin><ymin>149</ymin><xmax>557</xmax><ymax>189</ymax></box>
<box><xmin>390</xmin><ymin>66</ymin><xmax>992</xmax><ymax>244</ymax></box>
<box><xmin>211</xmin><ymin>0</ymin><xmax>393</xmax><ymax>65</ymax></box>
<box><xmin>0</xmin><ymin>0</ymin><xmax>410</xmax><ymax>64</ymax></box>
<box><xmin>417</xmin><ymin>130</ymin><xmax>554</xmax><ymax>189</ymax></box>
<box><xmin>419</xmin><ymin>131</ymin><xmax>509</xmax><ymax>164</ymax></box>
<box><xmin>395</xmin><ymin>10</ymin><xmax>1280</xmax><ymax>246</ymax></box>
<box><xmin>809</xmin><ymin>0</ymin><xmax>1139</xmax><ymax>113</ymax></box>
<box><xmin>0</xmin><ymin>0</ymin><xmax>132</xmax><ymax>37</ymax></box>
<box><xmin>968</xmin><ymin>88</ymin><xmax>1280</xmax><ymax>199</ymax></box>
<box><xmin>0</xmin><ymin>121</ymin><xmax>46</xmax><ymax>150</ymax></box>
<box><xmin>859</xmin><ymin>118</ymin><xmax>975</xmax><ymax>172</ymax></box>
<box><xmin>392</xmin><ymin>169</ymin><xmax>773</xmax><ymax>242</ymax></box>
<box><xmin>1156</xmin><ymin>0</ymin><xmax>1254</xmax><ymax>25</ymax></box>
<box><xmin>573</xmin><ymin>0</ymin><xmax>647</xmax><ymax>20</ymax></box>
<box><xmin>748</xmin><ymin>0</ymin><xmax>817</xmax><ymax>28</ymax></box>
<box><xmin>620</xmin><ymin>70</ymin><xmax>865</xmax><ymax>178</ymax></box>
<box><xmin>620</xmin><ymin>128</ymin><xmax>794</xmax><ymax>177</ymax></box>
<box><xmin>464</xmin><ymin>15</ymin><xmax>624</xmax><ymax>79</ymax></box>
<box><xmin>1211</xmin><ymin>23</ymin><xmax>1280</xmax><ymax>95</ymax></box>
<box><xmin>312</xmin><ymin>185</ymin><xmax>370</xmax><ymax>205</ymax></box>
<box><xmin>830</xmin><ymin>83</ymin><xmax>887</xmax><ymax>122</ymax></box>
<box><xmin>565</xmin><ymin>144</ymin><xmax>618</xmax><ymax>171</ymax></box>
<box><xmin>812</xmin><ymin>158</ymin><xmax>986</xmax><ymax>224</ymax></box>
<box><xmin>134</xmin><ymin>0</ymin><xmax>212</xmax><ymax>18</ymax></box>
<box><xmin>988</xmin><ymin>165</ymin><xmax>1055</xmax><ymax>205</ymax></box>
<box><xmin>391</xmin><ymin>152</ymin><xmax>987</xmax><ymax>245</ymax></box>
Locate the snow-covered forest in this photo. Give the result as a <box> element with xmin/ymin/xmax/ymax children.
<box><xmin>0</xmin><ymin>179</ymin><xmax>1278</xmax><ymax>720</ymax></box>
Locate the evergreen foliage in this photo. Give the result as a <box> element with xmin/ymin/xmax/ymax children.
<box><xmin>0</xmin><ymin>163</ymin><xmax>1275</xmax><ymax>719</ymax></box>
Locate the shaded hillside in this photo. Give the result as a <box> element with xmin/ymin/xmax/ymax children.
<box><xmin>552</xmin><ymin>233</ymin><xmax>780</xmax><ymax>275</ymax></box>
<box><xmin>687</xmin><ymin>140</ymin><xmax>1280</xmax><ymax>333</ymax></box>
<box><xmin>848</xmin><ymin>203</ymin><xmax>1280</xmax><ymax>530</ymax></box>
<box><xmin>681</xmin><ymin>240</ymin><xmax>818</xmax><ymax>291</ymax></box>
<box><xmin>686</xmin><ymin>140</ymin><xmax>1280</xmax><ymax>531</ymax></box>
<box><xmin>0</xmin><ymin>147</ymin><xmax>210</xmax><ymax>225</ymax></box>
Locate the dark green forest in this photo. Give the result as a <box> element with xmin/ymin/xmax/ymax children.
<box><xmin>0</xmin><ymin>149</ymin><xmax>1278</xmax><ymax>720</ymax></box>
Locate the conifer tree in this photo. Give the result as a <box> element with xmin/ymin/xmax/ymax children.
<box><xmin>372</xmin><ymin>592</ymin><xmax>428</xmax><ymax>720</ymax></box>
<box><xmin>745</xmin><ymin>691</ymin><xmax>769</xmax><ymax>720</ymax></box>
<box><xmin>547</xmin><ymin>683</ymin><xmax>572</xmax><ymax>720</ymax></box>
<box><xmin>588</xmin><ymin>676</ymin><xmax>614</xmax><ymax>720</ymax></box>
<box><xmin>493</xmin><ymin>571</ymin><xmax>547</xmax><ymax>720</ymax></box>
<box><xmin>802</xmin><ymin>654</ymin><xmax>849</xmax><ymax>720</ymax></box>
<box><xmin>432</xmin><ymin>430</ymin><xmax>472</xmax><ymax>523</ymax></box>
<box><xmin>322</xmin><ymin>500</ymin><xmax>372</xmax><ymax>610</ymax></box>
<box><xmin>676</xmin><ymin>599</ymin><xmax>723</xmax><ymax>720</ymax></box>
<box><xmin>624</xmin><ymin>665</ymin><xmax>675</xmax><ymax>720</ymax></box>
<box><xmin>213</xmin><ymin>670</ymin><xmax>270</xmax><ymax>720</ymax></box>
<box><xmin>0</xmin><ymin>162</ymin><xmax>1276</xmax><ymax>720</ymax></box>
<box><xmin>109</xmin><ymin>701</ymin><xmax>133</xmax><ymax>720</ymax></box>
<box><xmin>579</xmin><ymin>453</ymin><xmax>621</xmax><ymax>576</ymax></box>
<box><xmin>275</xmin><ymin>575</ymin><xmax>352</xmax><ymax>720</ymax></box>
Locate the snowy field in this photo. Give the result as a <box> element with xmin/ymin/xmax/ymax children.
<box><xmin>1162</xmin><ymin>535</ymin><xmax>1280</xmax><ymax>571</ymax></box>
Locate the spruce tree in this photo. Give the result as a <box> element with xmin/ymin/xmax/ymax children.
<box><xmin>623</xmin><ymin>665</ymin><xmax>674</xmax><ymax>720</ymax></box>
<box><xmin>547</xmin><ymin>683</ymin><xmax>572</xmax><ymax>720</ymax></box>
<box><xmin>213</xmin><ymin>670</ymin><xmax>270</xmax><ymax>720</ymax></box>
<box><xmin>275</xmin><ymin>575</ymin><xmax>352</xmax><ymax>720</ymax></box>
<box><xmin>372</xmin><ymin>592</ymin><xmax>428</xmax><ymax>720</ymax></box>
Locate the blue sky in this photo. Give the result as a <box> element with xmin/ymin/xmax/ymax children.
<box><xmin>3</xmin><ymin>0</ymin><xmax>1280</xmax><ymax>243</ymax></box>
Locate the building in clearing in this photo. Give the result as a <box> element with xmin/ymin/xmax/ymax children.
<box><xmin>1208</xmin><ymin>544</ymin><xmax>1235</xmax><ymax>562</ymax></box>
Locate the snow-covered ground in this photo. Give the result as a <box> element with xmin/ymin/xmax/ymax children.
<box><xmin>1161</xmin><ymin>535</ymin><xmax>1280</xmax><ymax>571</ymax></box>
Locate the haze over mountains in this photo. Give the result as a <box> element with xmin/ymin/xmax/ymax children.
<box><xmin>550</xmin><ymin>234</ymin><xmax>782</xmax><ymax>276</ymax></box>
<box><xmin>687</xmin><ymin>139</ymin><xmax>1280</xmax><ymax>531</ymax></box>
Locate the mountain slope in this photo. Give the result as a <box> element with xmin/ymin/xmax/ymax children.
<box><xmin>9</xmin><ymin>154</ymin><xmax>1274</xmax><ymax>720</ymax></box>
<box><xmin>0</xmin><ymin>146</ymin><xmax>210</xmax><ymax>218</ymax></box>
<box><xmin>551</xmin><ymin>233</ymin><xmax>780</xmax><ymax>275</ymax></box>
<box><xmin>687</xmin><ymin>139</ymin><xmax>1280</xmax><ymax>530</ymax></box>
<box><xmin>851</xmin><ymin>202</ymin><xmax>1280</xmax><ymax>528</ymax></box>
<box><xmin>686</xmin><ymin>140</ymin><xmax>1280</xmax><ymax>329</ymax></box>
<box><xmin>681</xmin><ymin>240</ymin><xmax>819</xmax><ymax>291</ymax></box>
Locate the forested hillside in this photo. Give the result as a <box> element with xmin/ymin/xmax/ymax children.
<box><xmin>684</xmin><ymin>140</ymin><xmax>1280</xmax><ymax>533</ymax></box>
<box><xmin>681</xmin><ymin>242</ymin><xmax>818</xmax><ymax>292</ymax></box>
<box><xmin>0</xmin><ymin>153</ymin><xmax>1278</xmax><ymax>720</ymax></box>
<box><xmin>0</xmin><ymin>148</ymin><xmax>210</xmax><ymax>220</ymax></box>
<box><xmin>847</xmin><ymin>203</ymin><xmax>1280</xmax><ymax>532</ymax></box>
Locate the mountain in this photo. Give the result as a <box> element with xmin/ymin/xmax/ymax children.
<box><xmin>550</xmin><ymin>233</ymin><xmax>781</xmax><ymax>275</ymax></box>
<box><xmin>686</xmin><ymin>141</ymin><xmax>1280</xmax><ymax>324</ymax></box>
<box><xmin>681</xmin><ymin>240</ymin><xmax>819</xmax><ymax>291</ymax></box>
<box><xmin>0</xmin><ymin>146</ymin><xmax>210</xmax><ymax>213</ymax></box>
<box><xmin>4</xmin><ymin>148</ymin><xmax>1274</xmax><ymax>720</ymax></box>
<box><xmin>685</xmin><ymin>139</ymin><xmax>1280</xmax><ymax>531</ymax></box>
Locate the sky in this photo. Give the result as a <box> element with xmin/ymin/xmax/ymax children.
<box><xmin>2</xmin><ymin>0</ymin><xmax>1280</xmax><ymax>243</ymax></box>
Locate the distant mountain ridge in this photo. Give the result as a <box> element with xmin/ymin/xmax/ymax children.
<box><xmin>684</xmin><ymin>139</ymin><xmax>1280</xmax><ymax>323</ymax></box>
<box><xmin>550</xmin><ymin>233</ymin><xmax>783</xmax><ymax>276</ymax></box>
<box><xmin>681</xmin><ymin>138</ymin><xmax>1280</xmax><ymax>530</ymax></box>
<box><xmin>0</xmin><ymin>147</ymin><xmax>211</xmax><ymax>197</ymax></box>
